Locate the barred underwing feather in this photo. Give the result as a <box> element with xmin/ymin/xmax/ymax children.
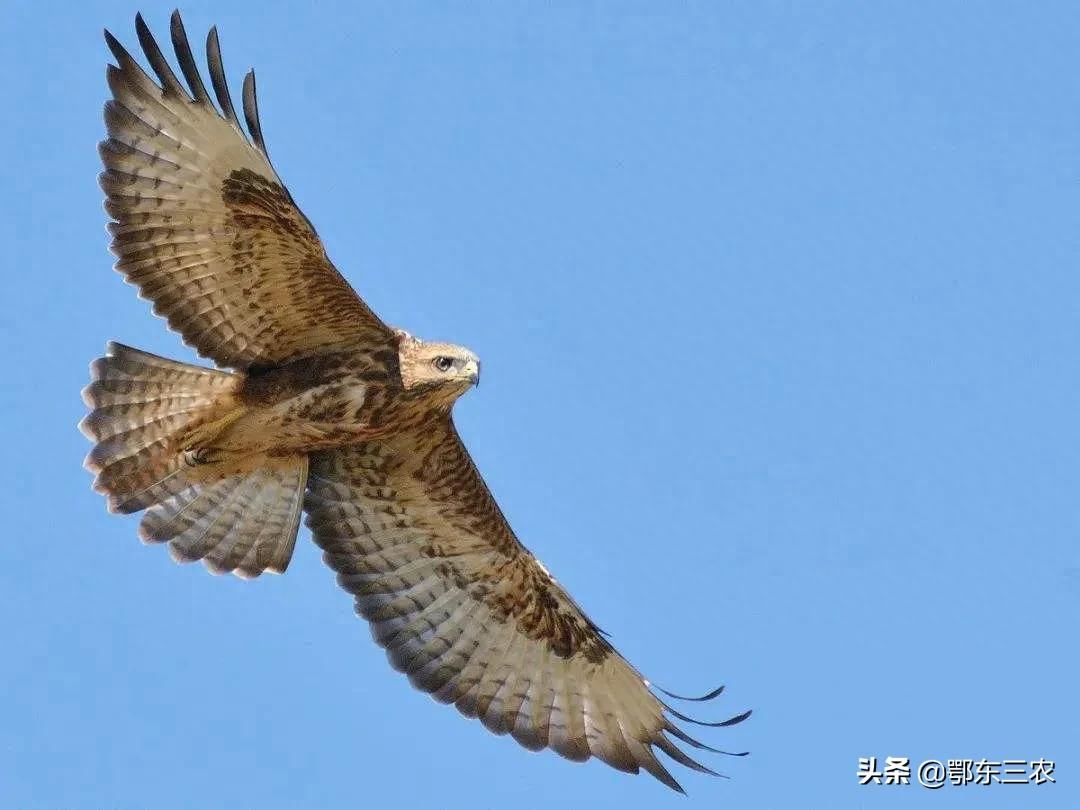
<box><xmin>305</xmin><ymin>419</ymin><xmax>750</xmax><ymax>793</ymax></box>
<box><xmin>101</xmin><ymin>13</ymin><xmax>393</xmax><ymax>370</ymax></box>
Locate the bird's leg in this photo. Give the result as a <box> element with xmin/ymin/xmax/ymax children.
<box><xmin>173</xmin><ymin>406</ymin><xmax>247</xmax><ymax>461</ymax></box>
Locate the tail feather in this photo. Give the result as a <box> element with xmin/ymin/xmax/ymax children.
<box><xmin>141</xmin><ymin>461</ymin><xmax>308</xmax><ymax>579</ymax></box>
<box><xmin>88</xmin><ymin>437</ymin><xmax>180</xmax><ymax>514</ymax></box>
<box><xmin>90</xmin><ymin>340</ymin><xmax>230</xmax><ymax>378</ymax></box>
<box><xmin>81</xmin><ymin>342</ymin><xmax>230</xmax><ymax>514</ymax></box>
<box><xmin>82</xmin><ymin>342</ymin><xmax>308</xmax><ymax>578</ymax></box>
<box><xmin>87</xmin><ymin>416</ymin><xmax>193</xmax><ymax>468</ymax></box>
<box><xmin>81</xmin><ymin>401</ymin><xmax>206</xmax><ymax>442</ymax></box>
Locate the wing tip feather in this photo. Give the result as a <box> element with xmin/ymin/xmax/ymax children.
<box><xmin>103</xmin><ymin>27</ymin><xmax>123</xmax><ymax>61</ymax></box>
<box><xmin>169</xmin><ymin>9</ymin><xmax>213</xmax><ymax>105</ymax></box>
<box><xmin>205</xmin><ymin>24</ymin><xmax>243</xmax><ymax>131</ymax></box>
<box><xmin>135</xmin><ymin>11</ymin><xmax>188</xmax><ymax>99</ymax></box>
<box><xmin>242</xmin><ymin>69</ymin><xmax>270</xmax><ymax>159</ymax></box>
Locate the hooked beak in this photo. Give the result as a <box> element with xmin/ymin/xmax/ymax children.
<box><xmin>465</xmin><ymin>358</ymin><xmax>481</xmax><ymax>387</ymax></box>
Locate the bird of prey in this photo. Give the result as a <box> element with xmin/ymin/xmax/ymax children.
<box><xmin>81</xmin><ymin>11</ymin><xmax>749</xmax><ymax>792</ymax></box>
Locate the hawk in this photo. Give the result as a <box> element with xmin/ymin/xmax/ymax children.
<box><xmin>81</xmin><ymin>11</ymin><xmax>749</xmax><ymax>792</ymax></box>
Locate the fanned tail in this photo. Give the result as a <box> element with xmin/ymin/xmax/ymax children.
<box><xmin>81</xmin><ymin>342</ymin><xmax>308</xmax><ymax>578</ymax></box>
<box><xmin>81</xmin><ymin>342</ymin><xmax>233</xmax><ymax>513</ymax></box>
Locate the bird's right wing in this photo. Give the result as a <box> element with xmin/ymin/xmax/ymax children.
<box><xmin>304</xmin><ymin>417</ymin><xmax>749</xmax><ymax>792</ymax></box>
<box><xmin>101</xmin><ymin>13</ymin><xmax>395</xmax><ymax>370</ymax></box>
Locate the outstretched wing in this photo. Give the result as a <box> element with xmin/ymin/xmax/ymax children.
<box><xmin>304</xmin><ymin>418</ymin><xmax>749</xmax><ymax>792</ymax></box>
<box><xmin>100</xmin><ymin>12</ymin><xmax>394</xmax><ymax>370</ymax></box>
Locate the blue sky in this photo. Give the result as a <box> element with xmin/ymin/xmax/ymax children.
<box><xmin>3</xmin><ymin>2</ymin><xmax>1077</xmax><ymax>807</ymax></box>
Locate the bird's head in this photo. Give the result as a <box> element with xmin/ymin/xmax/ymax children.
<box><xmin>396</xmin><ymin>330</ymin><xmax>480</xmax><ymax>406</ymax></box>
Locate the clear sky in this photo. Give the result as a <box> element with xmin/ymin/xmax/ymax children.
<box><xmin>3</xmin><ymin>2</ymin><xmax>1077</xmax><ymax>807</ymax></box>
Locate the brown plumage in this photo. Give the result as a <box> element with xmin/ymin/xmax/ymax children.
<box><xmin>81</xmin><ymin>12</ymin><xmax>749</xmax><ymax>792</ymax></box>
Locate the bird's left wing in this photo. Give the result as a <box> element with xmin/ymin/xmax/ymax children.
<box><xmin>304</xmin><ymin>418</ymin><xmax>749</xmax><ymax>792</ymax></box>
<box><xmin>100</xmin><ymin>13</ymin><xmax>394</xmax><ymax>370</ymax></box>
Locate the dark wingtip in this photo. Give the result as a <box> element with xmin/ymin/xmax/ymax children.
<box><xmin>664</xmin><ymin>720</ymin><xmax>747</xmax><ymax>757</ymax></box>
<box><xmin>206</xmin><ymin>24</ymin><xmax>242</xmax><ymax>130</ymax></box>
<box><xmin>654</xmin><ymin>734</ymin><xmax>722</xmax><ymax>779</ymax></box>
<box><xmin>718</xmin><ymin>708</ymin><xmax>752</xmax><ymax>727</ymax></box>
<box><xmin>103</xmin><ymin>28</ymin><xmax>126</xmax><ymax>63</ymax></box>
<box><xmin>662</xmin><ymin>700</ymin><xmax>753</xmax><ymax>729</ymax></box>
<box><xmin>170</xmin><ymin>9</ymin><xmax>213</xmax><ymax>105</ymax></box>
<box><xmin>132</xmin><ymin>13</ymin><xmax>154</xmax><ymax>67</ymax></box>
<box><xmin>242</xmin><ymin>69</ymin><xmax>269</xmax><ymax>159</ymax></box>
<box><xmin>655</xmin><ymin>683</ymin><xmax>726</xmax><ymax>702</ymax></box>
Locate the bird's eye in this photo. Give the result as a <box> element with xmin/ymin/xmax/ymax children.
<box><xmin>433</xmin><ymin>356</ymin><xmax>454</xmax><ymax>373</ymax></box>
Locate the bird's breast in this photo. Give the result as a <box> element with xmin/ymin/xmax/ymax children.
<box><xmin>229</xmin><ymin>356</ymin><xmax>403</xmax><ymax>452</ymax></box>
